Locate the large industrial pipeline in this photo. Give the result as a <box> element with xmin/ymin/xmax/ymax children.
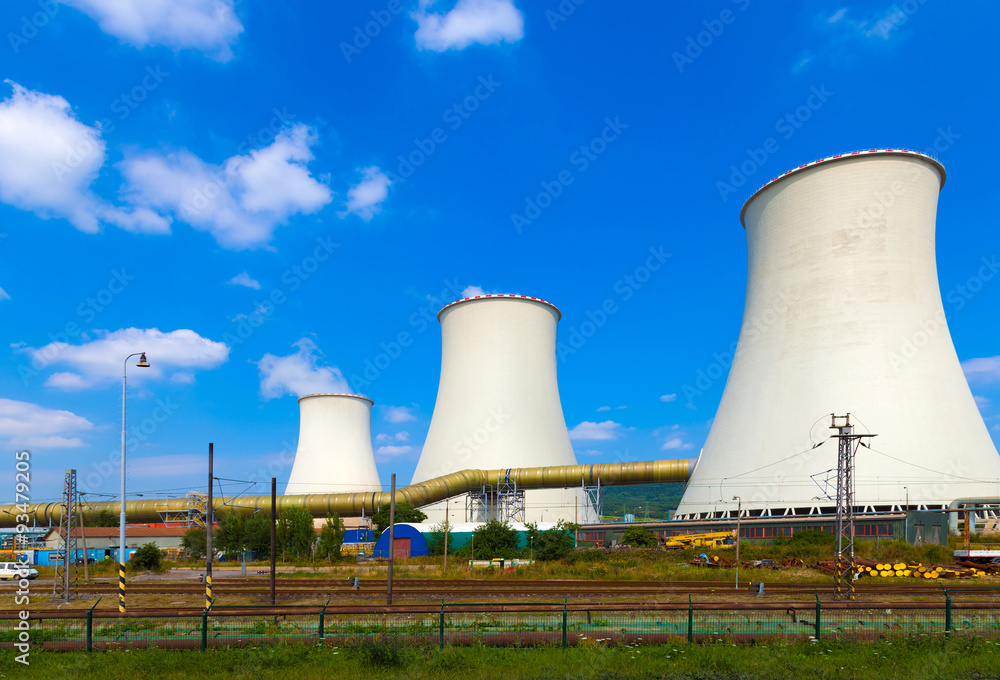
<box><xmin>0</xmin><ymin>459</ymin><xmax>696</xmax><ymax>527</ymax></box>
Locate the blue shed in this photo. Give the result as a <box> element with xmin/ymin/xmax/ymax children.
<box><xmin>372</xmin><ymin>523</ymin><xmax>429</xmax><ymax>558</ymax></box>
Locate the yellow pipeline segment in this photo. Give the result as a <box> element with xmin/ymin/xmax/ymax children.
<box><xmin>0</xmin><ymin>459</ymin><xmax>695</xmax><ymax>527</ymax></box>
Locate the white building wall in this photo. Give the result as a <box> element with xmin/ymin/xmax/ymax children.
<box><xmin>676</xmin><ymin>150</ymin><xmax>1000</xmax><ymax>518</ymax></box>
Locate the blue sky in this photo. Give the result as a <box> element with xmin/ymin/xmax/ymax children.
<box><xmin>1</xmin><ymin>0</ymin><xmax>998</xmax><ymax>505</ymax></box>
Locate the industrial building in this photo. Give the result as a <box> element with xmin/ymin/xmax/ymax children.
<box><xmin>410</xmin><ymin>295</ymin><xmax>590</xmax><ymax>524</ymax></box>
<box><xmin>676</xmin><ymin>149</ymin><xmax>1000</xmax><ymax>520</ymax></box>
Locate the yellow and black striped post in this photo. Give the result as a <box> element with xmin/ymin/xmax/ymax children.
<box><xmin>118</xmin><ymin>562</ymin><xmax>126</xmax><ymax>613</ymax></box>
<box><xmin>204</xmin><ymin>573</ymin><xmax>212</xmax><ymax>610</ymax></box>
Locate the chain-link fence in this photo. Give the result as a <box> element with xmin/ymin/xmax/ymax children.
<box><xmin>2</xmin><ymin>590</ymin><xmax>999</xmax><ymax>651</ymax></box>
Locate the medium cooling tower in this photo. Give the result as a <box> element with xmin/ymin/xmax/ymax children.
<box><xmin>284</xmin><ymin>393</ymin><xmax>382</xmax><ymax>495</ymax></box>
<box><xmin>676</xmin><ymin>149</ymin><xmax>1000</xmax><ymax>519</ymax></box>
<box><xmin>411</xmin><ymin>295</ymin><xmax>588</xmax><ymax>523</ymax></box>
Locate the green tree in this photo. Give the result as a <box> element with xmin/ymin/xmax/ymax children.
<box><xmin>92</xmin><ymin>510</ymin><xmax>118</xmax><ymax>527</ymax></box>
<box><xmin>533</xmin><ymin>521</ymin><xmax>579</xmax><ymax>561</ymax></box>
<box><xmin>621</xmin><ymin>526</ymin><xmax>658</xmax><ymax>548</ymax></box>
<box><xmin>463</xmin><ymin>520</ymin><xmax>519</xmax><ymax>560</ymax></box>
<box><xmin>316</xmin><ymin>513</ymin><xmax>346</xmax><ymax>561</ymax></box>
<box><xmin>371</xmin><ymin>503</ymin><xmax>427</xmax><ymax>541</ymax></box>
<box><xmin>129</xmin><ymin>543</ymin><xmax>165</xmax><ymax>572</ymax></box>
<box><xmin>182</xmin><ymin>526</ymin><xmax>206</xmax><ymax>559</ymax></box>
<box><xmin>276</xmin><ymin>506</ymin><xmax>316</xmax><ymax>560</ymax></box>
<box><xmin>215</xmin><ymin>511</ymin><xmax>272</xmax><ymax>559</ymax></box>
<box><xmin>425</xmin><ymin>522</ymin><xmax>455</xmax><ymax>557</ymax></box>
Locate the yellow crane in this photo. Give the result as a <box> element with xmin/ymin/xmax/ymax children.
<box><xmin>661</xmin><ymin>530</ymin><xmax>736</xmax><ymax>550</ymax></box>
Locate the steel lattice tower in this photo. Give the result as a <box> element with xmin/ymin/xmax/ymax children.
<box><xmin>831</xmin><ymin>415</ymin><xmax>876</xmax><ymax>600</ymax></box>
<box><xmin>53</xmin><ymin>469</ymin><xmax>79</xmax><ymax>601</ymax></box>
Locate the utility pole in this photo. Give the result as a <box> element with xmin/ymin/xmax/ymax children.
<box><xmin>733</xmin><ymin>496</ymin><xmax>741</xmax><ymax>590</ymax></box>
<box><xmin>205</xmin><ymin>443</ymin><xmax>213</xmax><ymax>610</ymax></box>
<box><xmin>831</xmin><ymin>414</ymin><xmax>876</xmax><ymax>601</ymax></box>
<box><xmin>270</xmin><ymin>477</ymin><xmax>277</xmax><ymax>606</ymax></box>
<box><xmin>387</xmin><ymin>473</ymin><xmax>396</xmax><ymax>605</ymax></box>
<box><xmin>443</xmin><ymin>497</ymin><xmax>449</xmax><ymax>570</ymax></box>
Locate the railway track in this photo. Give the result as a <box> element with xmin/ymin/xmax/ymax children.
<box><xmin>6</xmin><ymin>578</ymin><xmax>993</xmax><ymax>598</ymax></box>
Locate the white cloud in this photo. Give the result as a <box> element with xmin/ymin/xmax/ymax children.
<box><xmin>0</xmin><ymin>81</ymin><xmax>169</xmax><ymax>236</ymax></box>
<box><xmin>257</xmin><ymin>338</ymin><xmax>349</xmax><ymax>400</ymax></box>
<box><xmin>974</xmin><ymin>395</ymin><xmax>990</xmax><ymax>409</ymax></box>
<box><xmin>62</xmin><ymin>0</ymin><xmax>244</xmax><ymax>62</ymax></box>
<box><xmin>568</xmin><ymin>420</ymin><xmax>621</xmax><ymax>441</ymax></box>
<box><xmin>659</xmin><ymin>394</ymin><xmax>677</xmax><ymax>402</ymax></box>
<box><xmin>576</xmin><ymin>449</ymin><xmax>603</xmax><ymax>456</ymax></box>
<box><xmin>413</xmin><ymin>0</ymin><xmax>523</xmax><ymax>51</ymax></box>
<box><xmin>0</xmin><ymin>287</ymin><xmax>9</xmax><ymax>301</ymax></box>
<box><xmin>27</xmin><ymin>327</ymin><xmax>229</xmax><ymax>389</ymax></box>
<box><xmin>340</xmin><ymin>166</ymin><xmax>390</xmax><ymax>221</ymax></box>
<box><xmin>228</xmin><ymin>271</ymin><xmax>260</xmax><ymax>289</ymax></box>
<box><xmin>596</xmin><ymin>406</ymin><xmax>610</xmax><ymax>412</ymax></box>
<box><xmin>661</xmin><ymin>437</ymin><xmax>694</xmax><ymax>451</ymax></box>
<box><xmin>118</xmin><ymin>124</ymin><xmax>332</xmax><ymax>249</ymax></box>
<box><xmin>827</xmin><ymin>8</ymin><xmax>847</xmax><ymax>22</ymax></box>
<box><xmin>462</xmin><ymin>285</ymin><xmax>488</xmax><ymax>297</ymax></box>
<box><xmin>375</xmin><ymin>431</ymin><xmax>410</xmax><ymax>443</ymax></box>
<box><xmin>963</xmin><ymin>356</ymin><xmax>1000</xmax><ymax>383</ymax></box>
<box><xmin>384</xmin><ymin>405</ymin><xmax>417</xmax><ymax>423</ymax></box>
<box><xmin>0</xmin><ymin>398</ymin><xmax>94</xmax><ymax>448</ymax></box>
<box><xmin>375</xmin><ymin>444</ymin><xmax>414</xmax><ymax>458</ymax></box>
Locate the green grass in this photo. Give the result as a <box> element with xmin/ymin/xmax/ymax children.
<box><xmin>5</xmin><ymin>637</ymin><xmax>1000</xmax><ymax>679</ymax></box>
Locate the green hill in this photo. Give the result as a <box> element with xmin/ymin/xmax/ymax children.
<box><xmin>598</xmin><ymin>482</ymin><xmax>685</xmax><ymax>522</ymax></box>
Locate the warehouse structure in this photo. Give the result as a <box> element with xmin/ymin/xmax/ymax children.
<box><xmin>676</xmin><ymin>150</ymin><xmax>1000</xmax><ymax>520</ymax></box>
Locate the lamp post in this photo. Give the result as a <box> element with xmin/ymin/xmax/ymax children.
<box><xmin>732</xmin><ymin>496</ymin><xmax>741</xmax><ymax>590</ymax></box>
<box><xmin>119</xmin><ymin>352</ymin><xmax>149</xmax><ymax>613</ymax></box>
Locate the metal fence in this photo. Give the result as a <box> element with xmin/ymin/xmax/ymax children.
<box><xmin>2</xmin><ymin>590</ymin><xmax>999</xmax><ymax>651</ymax></box>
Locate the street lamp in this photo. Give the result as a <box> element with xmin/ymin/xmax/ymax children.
<box><xmin>120</xmin><ymin>352</ymin><xmax>149</xmax><ymax>613</ymax></box>
<box><xmin>732</xmin><ymin>496</ymin><xmax>741</xmax><ymax>590</ymax></box>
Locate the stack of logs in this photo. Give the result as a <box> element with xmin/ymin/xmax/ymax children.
<box><xmin>811</xmin><ymin>557</ymin><xmax>989</xmax><ymax>579</ymax></box>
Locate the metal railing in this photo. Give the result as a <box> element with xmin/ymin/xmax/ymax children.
<box><xmin>2</xmin><ymin>590</ymin><xmax>999</xmax><ymax>651</ymax></box>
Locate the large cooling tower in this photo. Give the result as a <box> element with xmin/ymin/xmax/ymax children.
<box><xmin>284</xmin><ymin>393</ymin><xmax>382</xmax><ymax>495</ymax></box>
<box><xmin>411</xmin><ymin>295</ymin><xmax>588</xmax><ymax>523</ymax></box>
<box><xmin>676</xmin><ymin>149</ymin><xmax>1000</xmax><ymax>519</ymax></box>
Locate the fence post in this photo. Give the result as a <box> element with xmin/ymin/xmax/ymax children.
<box><xmin>201</xmin><ymin>597</ymin><xmax>214</xmax><ymax>652</ymax></box>
<box><xmin>943</xmin><ymin>586</ymin><xmax>951</xmax><ymax>639</ymax></box>
<box><xmin>814</xmin><ymin>589</ymin><xmax>821</xmax><ymax>641</ymax></box>
<box><xmin>439</xmin><ymin>599</ymin><xmax>445</xmax><ymax>651</ymax></box>
<box><xmin>687</xmin><ymin>594</ymin><xmax>693</xmax><ymax>643</ymax></box>
<box><xmin>318</xmin><ymin>599</ymin><xmax>330</xmax><ymax>641</ymax></box>
<box><xmin>562</xmin><ymin>598</ymin><xmax>567</xmax><ymax>649</ymax></box>
<box><xmin>86</xmin><ymin>597</ymin><xmax>101</xmax><ymax>653</ymax></box>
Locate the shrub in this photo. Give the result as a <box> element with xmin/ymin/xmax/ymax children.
<box><xmin>621</xmin><ymin>526</ymin><xmax>658</xmax><ymax>548</ymax></box>
<box><xmin>350</xmin><ymin>632</ymin><xmax>406</xmax><ymax>668</ymax></box>
<box><xmin>129</xmin><ymin>543</ymin><xmax>165</xmax><ymax>572</ymax></box>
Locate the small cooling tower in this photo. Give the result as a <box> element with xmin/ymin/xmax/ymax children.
<box><xmin>675</xmin><ymin>149</ymin><xmax>1000</xmax><ymax>519</ymax></box>
<box><xmin>410</xmin><ymin>295</ymin><xmax>588</xmax><ymax>523</ymax></box>
<box><xmin>284</xmin><ymin>393</ymin><xmax>382</xmax><ymax>495</ymax></box>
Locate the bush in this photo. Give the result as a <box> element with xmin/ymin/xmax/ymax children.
<box><xmin>528</xmin><ymin>521</ymin><xmax>579</xmax><ymax>561</ymax></box>
<box><xmin>350</xmin><ymin>632</ymin><xmax>406</xmax><ymax>668</ymax></box>
<box><xmin>129</xmin><ymin>543</ymin><xmax>165</xmax><ymax>572</ymax></box>
<box><xmin>425</xmin><ymin>522</ymin><xmax>455</xmax><ymax>556</ymax></box>
<box><xmin>621</xmin><ymin>526</ymin><xmax>658</xmax><ymax>548</ymax></box>
<box><xmin>459</xmin><ymin>520</ymin><xmax>519</xmax><ymax>559</ymax></box>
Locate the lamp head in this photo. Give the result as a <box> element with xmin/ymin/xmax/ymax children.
<box><xmin>136</xmin><ymin>353</ymin><xmax>150</xmax><ymax>368</ymax></box>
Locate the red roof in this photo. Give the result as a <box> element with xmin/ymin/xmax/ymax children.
<box><xmin>46</xmin><ymin>527</ymin><xmax>191</xmax><ymax>539</ymax></box>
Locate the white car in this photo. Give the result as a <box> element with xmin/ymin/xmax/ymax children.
<box><xmin>0</xmin><ymin>562</ymin><xmax>38</xmax><ymax>580</ymax></box>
